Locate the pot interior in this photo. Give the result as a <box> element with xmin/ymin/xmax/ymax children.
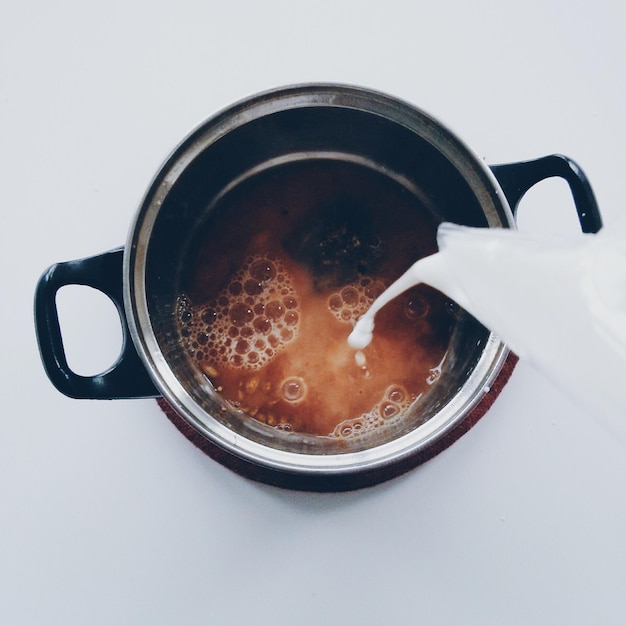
<box><xmin>132</xmin><ymin>88</ymin><xmax>511</xmax><ymax>461</ymax></box>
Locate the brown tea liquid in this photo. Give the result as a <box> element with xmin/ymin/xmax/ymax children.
<box><xmin>176</xmin><ymin>159</ymin><xmax>455</xmax><ymax>440</ymax></box>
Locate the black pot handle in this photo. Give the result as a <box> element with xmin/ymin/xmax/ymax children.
<box><xmin>34</xmin><ymin>247</ymin><xmax>160</xmax><ymax>399</ymax></box>
<box><xmin>490</xmin><ymin>154</ymin><xmax>602</xmax><ymax>234</ymax></box>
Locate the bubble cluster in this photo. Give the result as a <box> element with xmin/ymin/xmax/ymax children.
<box><xmin>327</xmin><ymin>277</ymin><xmax>387</xmax><ymax>323</ymax></box>
<box><xmin>330</xmin><ymin>384</ymin><xmax>413</xmax><ymax>441</ymax></box>
<box><xmin>177</xmin><ymin>255</ymin><xmax>300</xmax><ymax>370</ymax></box>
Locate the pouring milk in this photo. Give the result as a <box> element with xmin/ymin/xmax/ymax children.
<box><xmin>349</xmin><ymin>219</ymin><xmax>626</xmax><ymax>422</ymax></box>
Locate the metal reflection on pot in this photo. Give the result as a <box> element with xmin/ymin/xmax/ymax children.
<box><xmin>34</xmin><ymin>84</ymin><xmax>602</xmax><ymax>490</ymax></box>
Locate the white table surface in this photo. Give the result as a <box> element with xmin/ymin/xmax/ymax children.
<box><xmin>2</xmin><ymin>1</ymin><xmax>626</xmax><ymax>624</ymax></box>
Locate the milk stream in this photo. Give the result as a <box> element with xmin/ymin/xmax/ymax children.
<box><xmin>349</xmin><ymin>219</ymin><xmax>626</xmax><ymax>431</ymax></box>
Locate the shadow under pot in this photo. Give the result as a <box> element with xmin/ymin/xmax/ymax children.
<box><xmin>34</xmin><ymin>84</ymin><xmax>602</xmax><ymax>491</ymax></box>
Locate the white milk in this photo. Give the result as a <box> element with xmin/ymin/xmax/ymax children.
<box><xmin>349</xmin><ymin>219</ymin><xmax>626</xmax><ymax>421</ymax></box>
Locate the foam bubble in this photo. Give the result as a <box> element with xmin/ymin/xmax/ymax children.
<box><xmin>280</xmin><ymin>376</ymin><xmax>307</xmax><ymax>403</ymax></box>
<box><xmin>404</xmin><ymin>293</ymin><xmax>429</xmax><ymax>319</ymax></box>
<box><xmin>177</xmin><ymin>255</ymin><xmax>300</xmax><ymax>371</ymax></box>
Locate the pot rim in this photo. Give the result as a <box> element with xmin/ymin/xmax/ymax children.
<box><xmin>123</xmin><ymin>82</ymin><xmax>513</xmax><ymax>477</ymax></box>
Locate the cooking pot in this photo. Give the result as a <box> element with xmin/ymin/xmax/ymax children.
<box><xmin>35</xmin><ymin>84</ymin><xmax>602</xmax><ymax>491</ymax></box>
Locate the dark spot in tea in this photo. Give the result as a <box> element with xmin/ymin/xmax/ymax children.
<box><xmin>285</xmin><ymin>199</ymin><xmax>387</xmax><ymax>291</ymax></box>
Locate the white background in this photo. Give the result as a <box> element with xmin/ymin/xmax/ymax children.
<box><xmin>2</xmin><ymin>1</ymin><xmax>626</xmax><ymax>624</ymax></box>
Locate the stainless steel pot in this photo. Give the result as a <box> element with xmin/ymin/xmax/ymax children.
<box><xmin>35</xmin><ymin>84</ymin><xmax>601</xmax><ymax>490</ymax></box>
